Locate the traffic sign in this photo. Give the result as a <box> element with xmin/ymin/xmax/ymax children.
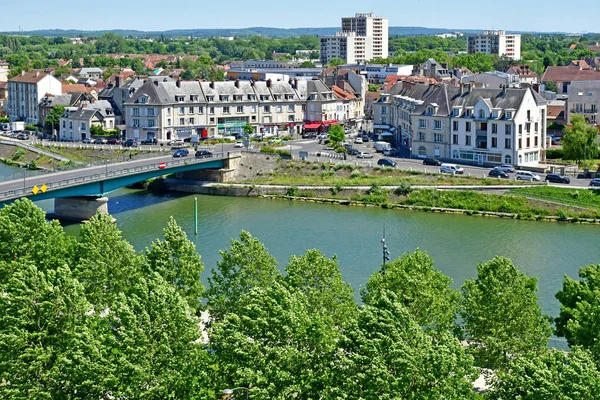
<box><xmin>159</xmin><ymin>162</ymin><xmax>166</xmax><ymax>169</ymax></box>
<box><xmin>40</xmin><ymin>184</ymin><xmax>48</xmax><ymax>193</ymax></box>
<box><xmin>31</xmin><ymin>186</ymin><xmax>39</xmax><ymax>195</ymax></box>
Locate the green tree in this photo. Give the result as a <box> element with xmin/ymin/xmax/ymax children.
<box><xmin>44</xmin><ymin>105</ymin><xmax>64</xmax><ymax>132</ymax></box>
<box><xmin>555</xmin><ymin>263</ymin><xmax>600</xmax><ymax>357</ymax></box>
<box><xmin>336</xmin><ymin>291</ymin><xmax>478</xmax><ymax>399</ymax></box>
<box><xmin>327</xmin><ymin>57</ymin><xmax>345</xmax><ymax>67</ymax></box>
<box><xmin>206</xmin><ymin>231</ymin><xmax>280</xmax><ymax>321</ymax></box>
<box><xmin>488</xmin><ymin>348</ymin><xmax>600</xmax><ymax>399</ymax></box>
<box><xmin>362</xmin><ymin>250</ymin><xmax>460</xmax><ymax>332</ymax></box>
<box><xmin>90</xmin><ymin>124</ymin><xmax>105</xmax><ymax>136</ymax></box>
<box><xmin>180</xmin><ymin>68</ymin><xmax>195</xmax><ymax>80</ymax></box>
<box><xmin>144</xmin><ymin>217</ymin><xmax>205</xmax><ymax>313</ymax></box>
<box><xmin>562</xmin><ymin>114</ymin><xmax>599</xmax><ymax>164</ymax></box>
<box><xmin>328</xmin><ymin>124</ymin><xmax>345</xmax><ymax>145</ymax></box>
<box><xmin>299</xmin><ymin>61</ymin><xmax>316</xmax><ymax>68</ymax></box>
<box><xmin>368</xmin><ymin>84</ymin><xmax>381</xmax><ymax>92</ymax></box>
<box><xmin>459</xmin><ymin>257</ymin><xmax>552</xmax><ymax>368</ymax></box>
<box><xmin>545</xmin><ymin>80</ymin><xmax>558</xmax><ymax>93</ymax></box>
<box><xmin>242</xmin><ymin>122</ymin><xmax>254</xmax><ymax>136</ymax></box>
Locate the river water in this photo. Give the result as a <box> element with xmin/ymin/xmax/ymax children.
<box><xmin>2</xmin><ymin>163</ymin><xmax>599</xmax><ymax>320</ymax></box>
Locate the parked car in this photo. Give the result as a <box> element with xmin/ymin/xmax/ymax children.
<box><xmin>93</xmin><ymin>138</ymin><xmax>107</xmax><ymax>144</ymax></box>
<box><xmin>489</xmin><ymin>168</ymin><xmax>510</xmax><ymax>179</ymax></box>
<box><xmin>141</xmin><ymin>137</ymin><xmax>157</xmax><ymax>145</ymax></box>
<box><xmin>347</xmin><ymin>147</ymin><xmax>360</xmax><ymax>155</ymax></box>
<box><xmin>590</xmin><ymin>178</ymin><xmax>600</xmax><ymax>187</ymax></box>
<box><xmin>107</xmin><ymin>138</ymin><xmax>121</xmax><ymax>145</ymax></box>
<box><xmin>124</xmin><ymin>139</ymin><xmax>138</xmax><ymax>147</ymax></box>
<box><xmin>545</xmin><ymin>174</ymin><xmax>570</xmax><ymax>184</ymax></box>
<box><xmin>357</xmin><ymin>152</ymin><xmax>373</xmax><ymax>158</ymax></box>
<box><xmin>497</xmin><ymin>164</ymin><xmax>516</xmax><ymax>173</ymax></box>
<box><xmin>377</xmin><ymin>158</ymin><xmax>397</xmax><ymax>168</ymax></box>
<box><xmin>169</xmin><ymin>139</ymin><xmax>185</xmax><ymax>147</ymax></box>
<box><xmin>195</xmin><ymin>150</ymin><xmax>213</xmax><ymax>158</ymax></box>
<box><xmin>354</xmin><ymin>137</ymin><xmax>363</xmax><ymax>144</ymax></box>
<box><xmin>16</xmin><ymin>133</ymin><xmax>28</xmax><ymax>140</ymax></box>
<box><xmin>362</xmin><ymin>135</ymin><xmax>370</xmax><ymax>142</ymax></box>
<box><xmin>423</xmin><ymin>158</ymin><xmax>443</xmax><ymax>166</ymax></box>
<box><xmin>234</xmin><ymin>141</ymin><xmax>245</xmax><ymax>148</ymax></box>
<box><xmin>515</xmin><ymin>170</ymin><xmax>541</xmax><ymax>181</ymax></box>
<box><xmin>82</xmin><ymin>138</ymin><xmax>92</xmax><ymax>144</ymax></box>
<box><xmin>440</xmin><ymin>163</ymin><xmax>465</xmax><ymax>175</ymax></box>
<box><xmin>317</xmin><ymin>133</ymin><xmax>328</xmax><ymax>140</ymax></box>
<box><xmin>173</xmin><ymin>149</ymin><xmax>189</xmax><ymax>157</ymax></box>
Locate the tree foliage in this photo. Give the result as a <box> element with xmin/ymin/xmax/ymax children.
<box><xmin>562</xmin><ymin>114</ymin><xmax>599</xmax><ymax>164</ymax></box>
<box><xmin>44</xmin><ymin>105</ymin><xmax>65</xmax><ymax>132</ymax></box>
<box><xmin>460</xmin><ymin>257</ymin><xmax>552</xmax><ymax>369</ymax></box>
<box><xmin>328</xmin><ymin>124</ymin><xmax>345</xmax><ymax>145</ymax></box>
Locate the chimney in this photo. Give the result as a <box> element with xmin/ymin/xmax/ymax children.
<box><xmin>288</xmin><ymin>78</ymin><xmax>293</xmax><ymax>85</ymax></box>
<box><xmin>294</xmin><ymin>78</ymin><xmax>298</xmax><ymax>89</ymax></box>
<box><xmin>234</xmin><ymin>79</ymin><xmax>240</xmax><ymax>88</ymax></box>
<box><xmin>502</xmin><ymin>84</ymin><xmax>507</xmax><ymax>94</ymax></box>
<box><xmin>153</xmin><ymin>80</ymin><xmax>159</xmax><ymax>87</ymax></box>
<box><xmin>115</xmin><ymin>76</ymin><xmax>121</xmax><ymax>88</ymax></box>
<box><xmin>209</xmin><ymin>81</ymin><xmax>215</xmax><ymax>89</ymax></box>
<box><xmin>82</xmin><ymin>103</ymin><xmax>88</xmax><ymax>108</ymax></box>
<box><xmin>35</xmin><ymin>71</ymin><xmax>40</xmax><ymax>77</ymax></box>
<box><xmin>21</xmin><ymin>71</ymin><xmax>25</xmax><ymax>76</ymax></box>
<box><xmin>460</xmin><ymin>83</ymin><xmax>465</xmax><ymax>96</ymax></box>
<box><xmin>267</xmin><ymin>79</ymin><xmax>272</xmax><ymax>88</ymax></box>
<box><xmin>176</xmin><ymin>79</ymin><xmax>181</xmax><ymax>88</ymax></box>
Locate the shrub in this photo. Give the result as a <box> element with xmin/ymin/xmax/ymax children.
<box><xmin>394</xmin><ymin>182</ymin><xmax>412</xmax><ymax>196</ymax></box>
<box><xmin>368</xmin><ymin>183</ymin><xmax>384</xmax><ymax>196</ymax></box>
<box><xmin>350</xmin><ymin>170</ymin><xmax>362</xmax><ymax>178</ymax></box>
<box><xmin>12</xmin><ymin>148</ymin><xmax>25</xmax><ymax>161</ymax></box>
<box><xmin>557</xmin><ymin>209</ymin><xmax>568</xmax><ymax>221</ymax></box>
<box><xmin>286</xmin><ymin>186</ymin><xmax>299</xmax><ymax>196</ymax></box>
<box><xmin>546</xmin><ymin>148</ymin><xmax>564</xmax><ymax>159</ymax></box>
<box><xmin>27</xmin><ymin>160</ymin><xmax>38</xmax><ymax>170</ymax></box>
<box><xmin>330</xmin><ymin>184</ymin><xmax>343</xmax><ymax>195</ymax></box>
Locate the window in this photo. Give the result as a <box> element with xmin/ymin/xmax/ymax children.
<box><xmin>418</xmin><ymin>132</ymin><xmax>425</xmax><ymax>141</ymax></box>
<box><xmin>179</xmin><ymin>107</ymin><xmax>185</xmax><ymax>114</ymax></box>
<box><xmin>453</xmin><ymin>134</ymin><xmax>459</xmax><ymax>144</ymax></box>
<box><xmin>199</xmin><ymin>106</ymin><xmax>204</xmax><ymax>114</ymax></box>
<box><xmin>210</xmin><ymin>117</ymin><xmax>215</xmax><ymax>123</ymax></box>
<box><xmin>188</xmin><ymin>118</ymin><xmax>194</xmax><ymax>124</ymax></box>
<box><xmin>505</xmin><ymin>125</ymin><xmax>512</xmax><ymax>135</ymax></box>
<box><xmin>140</xmin><ymin>97</ymin><xmax>147</xmax><ymax>104</ymax></box>
<box><xmin>527</xmin><ymin>110</ymin><xmax>531</xmax><ymax>120</ymax></box>
<box><xmin>452</xmin><ymin>121</ymin><xmax>458</xmax><ymax>131</ymax></box>
<box><xmin>453</xmin><ymin>150</ymin><xmax>459</xmax><ymax>159</ymax></box>
<box><xmin>505</xmin><ymin>138</ymin><xmax>511</xmax><ymax>149</ymax></box>
<box><xmin>534</xmin><ymin>136</ymin><xmax>538</xmax><ymax>147</ymax></box>
<box><xmin>237</xmin><ymin>106</ymin><xmax>243</xmax><ymax>113</ymax></box>
<box><xmin>506</xmin><ymin>111</ymin><xmax>513</xmax><ymax>119</ymax></box>
<box><xmin>526</xmin><ymin>123</ymin><xmax>531</xmax><ymax>133</ymax></box>
<box><xmin>288</xmin><ymin>115</ymin><xmax>294</xmax><ymax>122</ymax></box>
<box><xmin>479</xmin><ymin>109</ymin><xmax>485</xmax><ymax>118</ymax></box>
<box><xmin>264</xmin><ymin>105</ymin><xmax>271</xmax><ymax>113</ymax></box>
<box><xmin>504</xmin><ymin>155</ymin><xmax>512</xmax><ymax>164</ymax></box>
<box><xmin>519</xmin><ymin>124</ymin><xmax>522</xmax><ymax>134</ymax></box>
<box><xmin>466</xmin><ymin>136</ymin><xmax>472</xmax><ymax>146</ymax></box>
<box><xmin>419</xmin><ymin>119</ymin><xmax>426</xmax><ymax>128</ymax></box>
<box><xmin>179</xmin><ymin>118</ymin><xmax>185</xmax><ymax>125</ymax></box>
<box><xmin>526</xmin><ymin>137</ymin><xmax>530</xmax><ymax>148</ymax></box>
<box><xmin>147</xmin><ymin>119</ymin><xmax>156</xmax><ymax>128</ymax></box>
<box><xmin>62</xmin><ymin>121</ymin><xmax>65</xmax><ymax>128</ymax></box>
<box><xmin>209</xmin><ymin>107</ymin><xmax>215</xmax><ymax>115</ymax></box>
<box><xmin>80</xmin><ymin>122</ymin><xmax>86</xmax><ymax>131</ymax></box>
<box><xmin>382</xmin><ymin>106</ymin><xmax>388</xmax><ymax>115</ymax></box>
<box><xmin>175</xmin><ymin>96</ymin><xmax>184</xmax><ymax>102</ymax></box>
<box><xmin>535</xmin><ymin>122</ymin><xmax>538</xmax><ymax>132</ymax></box>
<box><xmin>167</xmin><ymin>119</ymin><xmax>171</xmax><ymax>126</ymax></box>
<box><xmin>466</xmin><ymin>122</ymin><xmax>471</xmax><ymax>132</ymax></box>
<box><xmin>418</xmin><ymin>146</ymin><xmax>427</xmax><ymax>156</ymax></box>
<box><xmin>491</xmin><ymin>137</ymin><xmax>497</xmax><ymax>148</ymax></box>
<box><xmin>434</xmin><ymin>120</ymin><xmax>442</xmax><ymax>130</ymax></box>
<box><xmin>189</xmin><ymin>107</ymin><xmax>194</xmax><ymax>114</ymax></box>
<box><xmin>492</xmin><ymin>123</ymin><xmax>497</xmax><ymax>134</ymax></box>
<box><xmin>147</xmin><ymin>108</ymin><xmax>155</xmax><ymax>117</ymax></box>
<box><xmin>132</xmin><ymin>107</ymin><xmax>140</xmax><ymax>116</ymax></box>
<box><xmin>133</xmin><ymin>119</ymin><xmax>140</xmax><ymax>128</ymax></box>
<box><xmin>288</xmin><ymin>104</ymin><xmax>294</xmax><ymax>112</ymax></box>
<box><xmin>434</xmin><ymin>133</ymin><xmax>443</xmax><ymax>142</ymax></box>
<box><xmin>220</xmin><ymin>95</ymin><xmax>229</xmax><ymax>101</ymax></box>
<box><xmin>276</xmin><ymin>105</ymin><xmax>282</xmax><ymax>113</ymax></box>
<box><xmin>167</xmin><ymin>108</ymin><xmax>171</xmax><ymax>115</ymax></box>
<box><xmin>223</xmin><ymin>106</ymin><xmax>230</xmax><ymax>114</ymax></box>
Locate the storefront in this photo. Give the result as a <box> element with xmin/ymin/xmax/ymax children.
<box><xmin>217</xmin><ymin>117</ymin><xmax>249</xmax><ymax>136</ymax></box>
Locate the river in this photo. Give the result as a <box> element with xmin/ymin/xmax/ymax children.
<box><xmin>1</xmin><ymin>163</ymin><xmax>599</xmax><ymax>321</ymax></box>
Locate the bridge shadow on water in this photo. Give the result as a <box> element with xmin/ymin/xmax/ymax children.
<box><xmin>107</xmin><ymin>189</ymin><xmax>188</xmax><ymax>215</ymax></box>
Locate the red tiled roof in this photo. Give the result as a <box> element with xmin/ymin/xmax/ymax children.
<box><xmin>62</xmin><ymin>83</ymin><xmax>97</xmax><ymax>94</ymax></box>
<box><xmin>9</xmin><ymin>71</ymin><xmax>49</xmax><ymax>83</ymax></box>
<box><xmin>332</xmin><ymin>85</ymin><xmax>357</xmax><ymax>100</ymax></box>
<box><xmin>0</xmin><ymin>81</ymin><xmax>8</xmax><ymax>89</ymax></box>
<box><xmin>547</xmin><ymin>105</ymin><xmax>565</xmax><ymax>120</ymax></box>
<box><xmin>541</xmin><ymin>66</ymin><xmax>600</xmax><ymax>82</ymax></box>
<box><xmin>568</xmin><ymin>60</ymin><xmax>590</xmax><ymax>69</ymax></box>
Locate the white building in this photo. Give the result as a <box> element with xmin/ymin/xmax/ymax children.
<box><xmin>59</xmin><ymin>100</ymin><xmax>117</xmax><ymax>141</ymax></box>
<box><xmin>467</xmin><ymin>30</ymin><xmax>521</xmax><ymax>60</ymax></box>
<box><xmin>7</xmin><ymin>71</ymin><xmax>62</xmax><ymax>124</ymax></box>
<box><xmin>320</xmin><ymin>12</ymin><xmax>389</xmax><ymax>65</ymax></box>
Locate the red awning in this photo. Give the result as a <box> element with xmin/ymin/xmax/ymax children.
<box><xmin>304</xmin><ymin>123</ymin><xmax>321</xmax><ymax>129</ymax></box>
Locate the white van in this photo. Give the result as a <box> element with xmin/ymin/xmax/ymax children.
<box><xmin>374</xmin><ymin>141</ymin><xmax>392</xmax><ymax>153</ymax></box>
<box><xmin>440</xmin><ymin>163</ymin><xmax>465</xmax><ymax>175</ymax></box>
<box><xmin>515</xmin><ymin>170</ymin><xmax>541</xmax><ymax>181</ymax></box>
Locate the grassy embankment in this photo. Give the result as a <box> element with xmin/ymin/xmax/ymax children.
<box><xmin>239</xmin><ymin>161</ymin><xmax>600</xmax><ymax>221</ymax></box>
<box><xmin>33</xmin><ymin>144</ymin><xmax>155</xmax><ymax>163</ymax></box>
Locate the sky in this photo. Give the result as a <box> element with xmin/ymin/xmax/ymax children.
<box><xmin>3</xmin><ymin>0</ymin><xmax>599</xmax><ymax>33</ymax></box>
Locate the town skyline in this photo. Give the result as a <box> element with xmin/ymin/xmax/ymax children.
<box><xmin>3</xmin><ymin>0</ymin><xmax>599</xmax><ymax>34</ymax></box>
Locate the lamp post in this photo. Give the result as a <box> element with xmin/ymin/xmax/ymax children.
<box><xmin>381</xmin><ymin>225</ymin><xmax>390</xmax><ymax>274</ymax></box>
<box><xmin>222</xmin><ymin>387</ymin><xmax>249</xmax><ymax>399</ymax></box>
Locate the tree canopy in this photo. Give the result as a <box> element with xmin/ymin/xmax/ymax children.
<box><xmin>562</xmin><ymin>114</ymin><xmax>599</xmax><ymax>164</ymax></box>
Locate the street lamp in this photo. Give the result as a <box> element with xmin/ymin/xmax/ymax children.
<box><xmin>381</xmin><ymin>225</ymin><xmax>390</xmax><ymax>274</ymax></box>
<box><xmin>222</xmin><ymin>387</ymin><xmax>249</xmax><ymax>399</ymax></box>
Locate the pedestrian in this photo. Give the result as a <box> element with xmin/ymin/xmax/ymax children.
<box><xmin>129</xmin><ymin>152</ymin><xmax>132</xmax><ymax>160</ymax></box>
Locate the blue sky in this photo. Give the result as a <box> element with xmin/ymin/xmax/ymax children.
<box><xmin>3</xmin><ymin>0</ymin><xmax>598</xmax><ymax>33</ymax></box>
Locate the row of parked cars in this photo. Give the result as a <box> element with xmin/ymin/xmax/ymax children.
<box><xmin>0</xmin><ymin>131</ymin><xmax>29</xmax><ymax>140</ymax></box>
<box><xmin>172</xmin><ymin>148</ymin><xmax>214</xmax><ymax>158</ymax></box>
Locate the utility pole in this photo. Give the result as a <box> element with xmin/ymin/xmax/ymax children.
<box><xmin>381</xmin><ymin>225</ymin><xmax>390</xmax><ymax>274</ymax></box>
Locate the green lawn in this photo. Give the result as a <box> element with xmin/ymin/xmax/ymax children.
<box><xmin>510</xmin><ymin>187</ymin><xmax>600</xmax><ymax>211</ymax></box>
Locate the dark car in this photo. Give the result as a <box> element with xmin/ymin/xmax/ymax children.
<box><xmin>173</xmin><ymin>149</ymin><xmax>189</xmax><ymax>158</ymax></box>
<box><xmin>377</xmin><ymin>158</ymin><xmax>397</xmax><ymax>168</ymax></box>
<box><xmin>16</xmin><ymin>133</ymin><xmax>29</xmax><ymax>140</ymax></box>
<box><xmin>93</xmin><ymin>138</ymin><xmax>107</xmax><ymax>144</ymax></box>
<box><xmin>107</xmin><ymin>138</ymin><xmax>121</xmax><ymax>145</ymax></box>
<box><xmin>195</xmin><ymin>150</ymin><xmax>213</xmax><ymax>158</ymax></box>
<box><xmin>423</xmin><ymin>158</ymin><xmax>443</xmax><ymax>166</ymax></box>
<box><xmin>362</xmin><ymin>135</ymin><xmax>370</xmax><ymax>142</ymax></box>
<box><xmin>141</xmin><ymin>137</ymin><xmax>157</xmax><ymax>145</ymax></box>
<box><xmin>590</xmin><ymin>178</ymin><xmax>600</xmax><ymax>187</ymax></box>
<box><xmin>347</xmin><ymin>147</ymin><xmax>360</xmax><ymax>155</ymax></box>
<box><xmin>124</xmin><ymin>139</ymin><xmax>138</xmax><ymax>147</ymax></box>
<box><xmin>545</xmin><ymin>174</ymin><xmax>570</xmax><ymax>184</ymax></box>
<box><xmin>489</xmin><ymin>168</ymin><xmax>509</xmax><ymax>179</ymax></box>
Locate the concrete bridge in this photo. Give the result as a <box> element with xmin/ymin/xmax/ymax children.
<box><xmin>0</xmin><ymin>152</ymin><xmax>239</xmax><ymax>221</ymax></box>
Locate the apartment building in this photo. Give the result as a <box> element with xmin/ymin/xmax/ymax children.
<box><xmin>123</xmin><ymin>78</ymin><xmax>343</xmax><ymax>142</ymax></box>
<box><xmin>59</xmin><ymin>100</ymin><xmax>116</xmax><ymax>141</ymax></box>
<box><xmin>373</xmin><ymin>82</ymin><xmax>547</xmax><ymax>166</ymax></box>
<box><xmin>7</xmin><ymin>71</ymin><xmax>62</xmax><ymax>124</ymax></box>
<box><xmin>467</xmin><ymin>30</ymin><xmax>521</xmax><ymax>60</ymax></box>
<box><xmin>566</xmin><ymin>80</ymin><xmax>600</xmax><ymax>125</ymax></box>
<box><xmin>320</xmin><ymin>12</ymin><xmax>388</xmax><ymax>64</ymax></box>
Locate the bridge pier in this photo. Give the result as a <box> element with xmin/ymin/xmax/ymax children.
<box><xmin>53</xmin><ymin>196</ymin><xmax>109</xmax><ymax>222</ymax></box>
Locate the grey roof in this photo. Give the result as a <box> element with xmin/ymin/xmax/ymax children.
<box><xmin>568</xmin><ymin>80</ymin><xmax>600</xmax><ymax>103</ymax></box>
<box><xmin>66</xmin><ymin>100</ymin><xmax>114</xmax><ymax>120</ymax></box>
<box><xmin>302</xmin><ymin>79</ymin><xmax>335</xmax><ymax>102</ymax></box>
<box><xmin>78</xmin><ymin>67</ymin><xmax>103</xmax><ymax>75</ymax></box>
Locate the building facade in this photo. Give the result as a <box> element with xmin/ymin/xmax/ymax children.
<box><xmin>7</xmin><ymin>71</ymin><xmax>62</xmax><ymax>124</ymax></box>
<box><xmin>566</xmin><ymin>80</ymin><xmax>600</xmax><ymax>125</ymax></box>
<box><xmin>321</xmin><ymin>12</ymin><xmax>388</xmax><ymax>64</ymax></box>
<box><xmin>467</xmin><ymin>30</ymin><xmax>521</xmax><ymax>60</ymax></box>
<box><xmin>59</xmin><ymin>100</ymin><xmax>117</xmax><ymax>141</ymax></box>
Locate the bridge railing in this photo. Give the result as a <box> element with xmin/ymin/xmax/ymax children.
<box><xmin>0</xmin><ymin>152</ymin><xmax>226</xmax><ymax>201</ymax></box>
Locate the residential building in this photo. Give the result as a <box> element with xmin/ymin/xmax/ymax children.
<box><xmin>506</xmin><ymin>65</ymin><xmax>538</xmax><ymax>85</ymax></box>
<box><xmin>339</xmin><ymin>63</ymin><xmax>413</xmax><ymax>84</ymax></box>
<box><xmin>226</xmin><ymin>68</ymin><xmax>322</xmax><ymax>81</ymax></box>
<box><xmin>59</xmin><ymin>100</ymin><xmax>116</xmax><ymax>141</ymax></box>
<box><xmin>39</xmin><ymin>91</ymin><xmax>95</xmax><ymax>129</ymax></box>
<box><xmin>467</xmin><ymin>30</ymin><xmax>521</xmax><ymax>60</ymax></box>
<box><xmin>0</xmin><ymin>67</ymin><xmax>9</xmax><ymax>82</ymax></box>
<box><xmin>320</xmin><ymin>12</ymin><xmax>388</xmax><ymax>64</ymax></box>
<box><xmin>373</xmin><ymin>82</ymin><xmax>547</xmax><ymax>166</ymax></box>
<box><xmin>463</xmin><ymin>71</ymin><xmax>521</xmax><ymax>88</ymax></box>
<box><xmin>541</xmin><ymin>66</ymin><xmax>600</xmax><ymax>95</ymax></box>
<box><xmin>0</xmin><ymin>81</ymin><xmax>7</xmax><ymax>116</ymax></box>
<box><xmin>76</xmin><ymin>67</ymin><xmax>104</xmax><ymax>80</ymax></box>
<box><xmin>7</xmin><ymin>71</ymin><xmax>62</xmax><ymax>124</ymax></box>
<box><xmin>566</xmin><ymin>80</ymin><xmax>600</xmax><ymax>126</ymax></box>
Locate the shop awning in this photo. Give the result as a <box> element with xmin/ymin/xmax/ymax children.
<box><xmin>323</xmin><ymin>120</ymin><xmax>339</xmax><ymax>126</ymax></box>
<box><xmin>304</xmin><ymin>123</ymin><xmax>322</xmax><ymax>129</ymax></box>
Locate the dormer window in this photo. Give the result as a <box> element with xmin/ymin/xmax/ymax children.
<box><xmin>220</xmin><ymin>95</ymin><xmax>229</xmax><ymax>101</ymax></box>
<box><xmin>190</xmin><ymin>95</ymin><xmax>199</xmax><ymax>102</ymax></box>
<box><xmin>175</xmin><ymin>95</ymin><xmax>185</xmax><ymax>102</ymax></box>
<box><xmin>248</xmin><ymin>94</ymin><xmax>256</xmax><ymax>101</ymax></box>
<box><xmin>207</xmin><ymin>96</ymin><xmax>214</xmax><ymax>102</ymax></box>
<box><xmin>260</xmin><ymin>95</ymin><xmax>270</xmax><ymax>101</ymax></box>
<box><xmin>479</xmin><ymin>109</ymin><xmax>485</xmax><ymax>119</ymax></box>
<box><xmin>427</xmin><ymin>106</ymin><xmax>434</xmax><ymax>115</ymax></box>
<box><xmin>505</xmin><ymin>111</ymin><xmax>513</xmax><ymax>119</ymax></box>
<box><xmin>234</xmin><ymin>95</ymin><xmax>243</xmax><ymax>101</ymax></box>
<box><xmin>140</xmin><ymin>96</ymin><xmax>147</xmax><ymax>104</ymax></box>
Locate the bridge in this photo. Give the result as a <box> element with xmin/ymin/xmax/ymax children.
<box><xmin>0</xmin><ymin>152</ymin><xmax>235</xmax><ymax>221</ymax></box>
